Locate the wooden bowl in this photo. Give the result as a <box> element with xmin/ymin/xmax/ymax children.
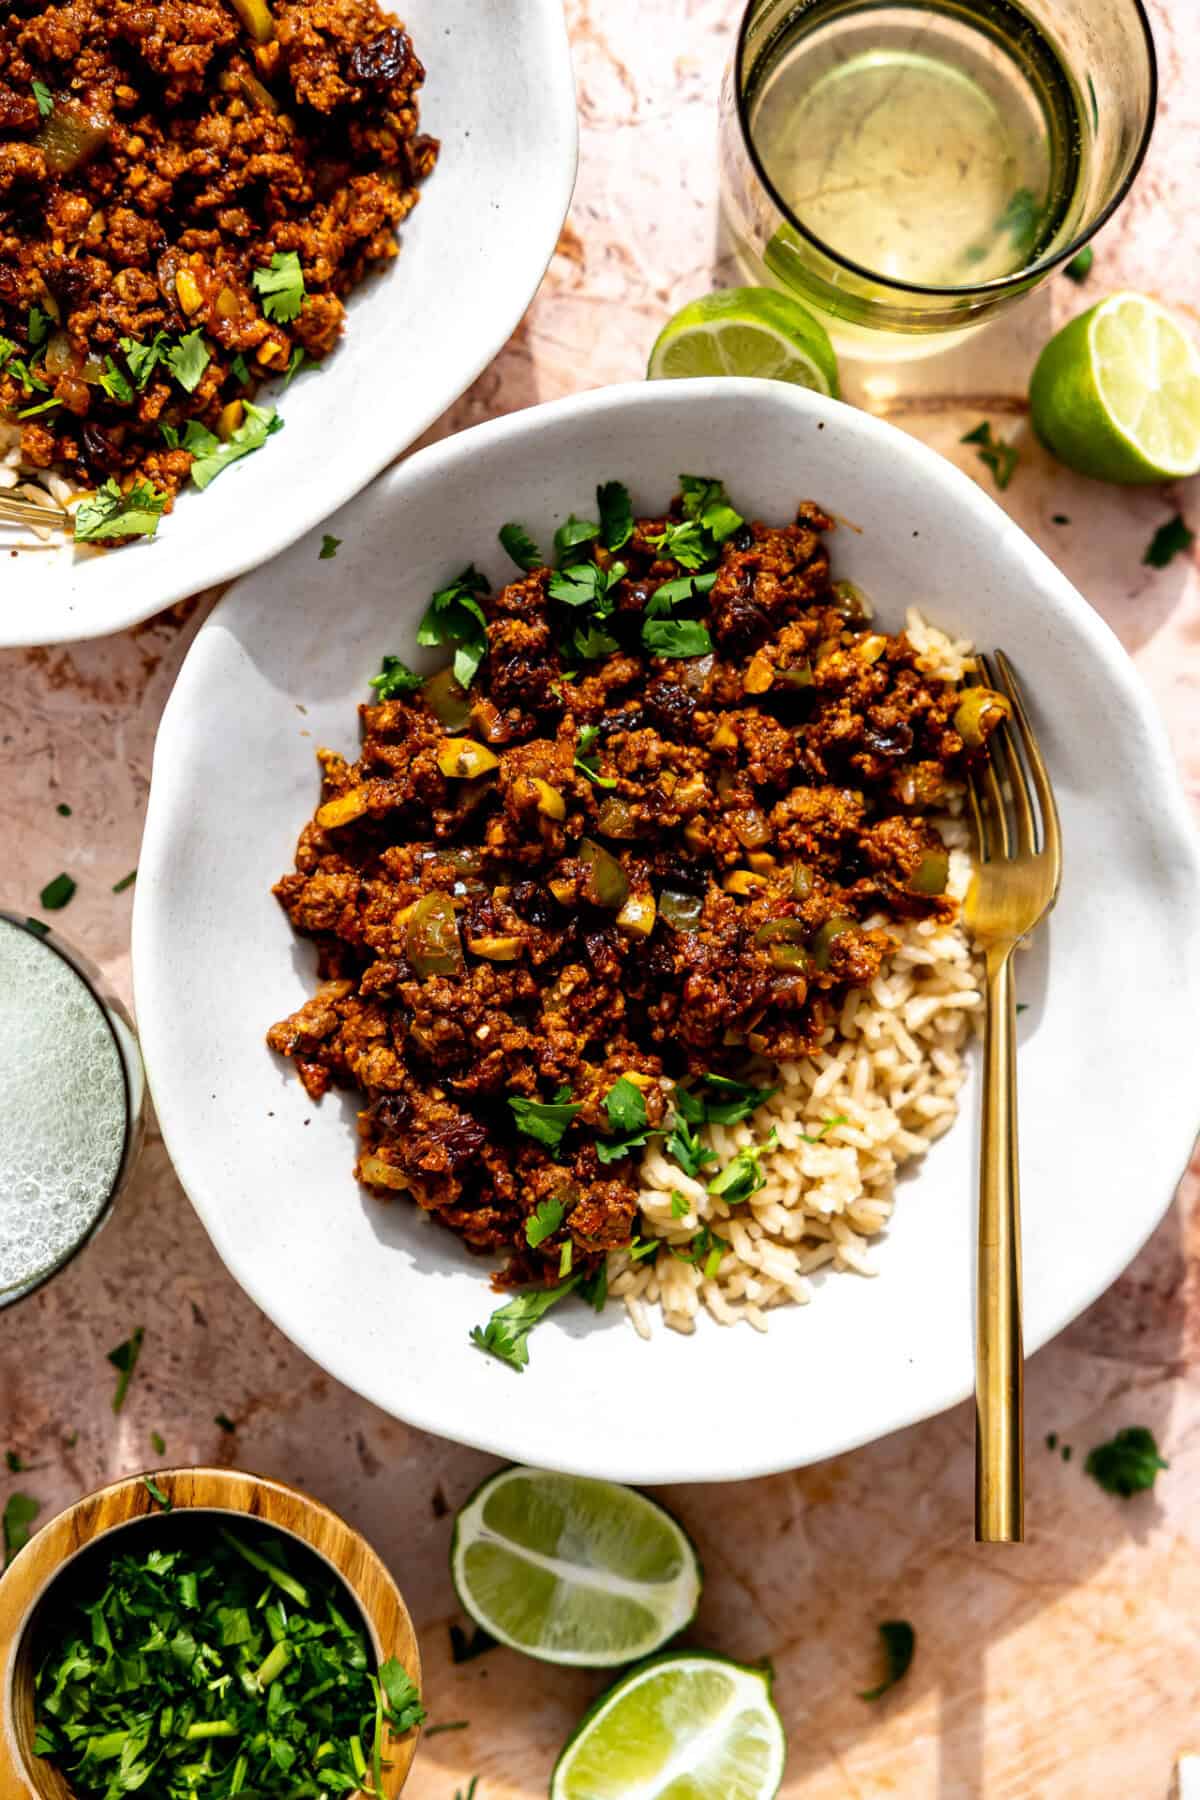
<box><xmin>0</xmin><ymin>1468</ymin><xmax>421</xmax><ymax>1799</ymax></box>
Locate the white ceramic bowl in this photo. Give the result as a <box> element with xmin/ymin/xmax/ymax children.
<box><xmin>1</xmin><ymin>0</ymin><xmax>577</xmax><ymax>650</ymax></box>
<box><xmin>133</xmin><ymin>379</ymin><xmax>1200</xmax><ymax>1484</ymax></box>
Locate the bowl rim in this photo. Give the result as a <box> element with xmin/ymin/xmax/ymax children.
<box><xmin>0</xmin><ymin>0</ymin><xmax>579</xmax><ymax>649</ymax></box>
<box><xmin>0</xmin><ymin>1466</ymin><xmax>422</xmax><ymax>1799</ymax></box>
<box><xmin>133</xmin><ymin>376</ymin><xmax>1200</xmax><ymax>1483</ymax></box>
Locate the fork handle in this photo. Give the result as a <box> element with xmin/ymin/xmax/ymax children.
<box><xmin>975</xmin><ymin>945</ymin><xmax>1024</xmax><ymax>1542</ymax></box>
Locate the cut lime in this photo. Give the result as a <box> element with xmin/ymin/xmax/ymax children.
<box><xmin>449</xmin><ymin>1467</ymin><xmax>701</xmax><ymax>1668</ymax></box>
<box><xmin>1029</xmin><ymin>292</ymin><xmax>1200</xmax><ymax>483</ymax></box>
<box><xmin>551</xmin><ymin>1652</ymin><xmax>787</xmax><ymax>1800</ymax></box>
<box><xmin>648</xmin><ymin>286</ymin><xmax>840</xmax><ymax>397</ymax></box>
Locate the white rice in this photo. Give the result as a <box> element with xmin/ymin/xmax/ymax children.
<box><xmin>614</xmin><ymin>616</ymin><xmax>982</xmax><ymax>1337</ymax></box>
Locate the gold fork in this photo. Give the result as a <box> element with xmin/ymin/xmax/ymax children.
<box><xmin>963</xmin><ymin>651</ymin><xmax>1062</xmax><ymax>1543</ymax></box>
<box><xmin>0</xmin><ymin>493</ymin><xmax>69</xmax><ymax>533</ymax></box>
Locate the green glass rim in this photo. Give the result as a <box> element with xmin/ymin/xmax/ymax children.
<box><xmin>0</xmin><ymin>912</ymin><xmax>134</xmax><ymax>1309</ymax></box>
<box><xmin>733</xmin><ymin>0</ymin><xmax>1159</xmax><ymax>300</ymax></box>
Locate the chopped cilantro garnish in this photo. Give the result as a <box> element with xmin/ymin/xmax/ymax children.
<box><xmin>27</xmin><ymin>306</ymin><xmax>49</xmax><ymax>347</ymax></box>
<box><xmin>75</xmin><ymin>476</ymin><xmax>167</xmax><ymax>543</ymax></box>
<box><xmin>558</xmin><ymin>1241</ymin><xmax>573</xmax><ymax>1278</ymax></box>
<box><xmin>98</xmin><ymin>356</ymin><xmax>134</xmax><ymax>404</ymax></box>
<box><xmin>456</xmin><ymin>1781</ymin><xmax>481</xmax><ymax>1800</ymax></box>
<box><xmin>0</xmin><ymin>334</ymin><xmax>49</xmax><ymax>395</ymax></box>
<box><xmin>698</xmin><ymin>1073</ymin><xmax>777</xmax><ymax>1126</ymax></box>
<box><xmin>38</xmin><ymin>872</ymin><xmax>75</xmax><ymax>911</ymax></box>
<box><xmin>417</xmin><ymin>565</ymin><xmax>491</xmax><ymax>690</ymax></box>
<box><xmin>671</xmin><ymin>1224</ymin><xmax>728</xmax><ymax>1275</ymax></box>
<box><xmin>799</xmin><ymin>1113</ymin><xmax>847</xmax><ymax>1144</ymax></box>
<box><xmin>670</xmin><ymin>1189</ymin><xmax>689</xmax><ymax>1219</ymax></box>
<box><xmin>961</xmin><ymin>421</ymin><xmax>1019</xmax><ymax>491</ymax></box>
<box><xmin>549</xmin><ymin>557</ymin><xmax>627</xmax><ymax>610</ymax></box>
<box><xmin>166</xmin><ymin>328</ymin><xmax>211</xmax><ymax>394</ymax></box>
<box><xmin>252</xmin><ymin>249</ymin><xmax>306</xmax><ymax>322</ymax></box>
<box><xmin>678</xmin><ymin>473</ymin><xmax>744</xmax><ymax>543</ymax></box>
<box><xmin>33</xmin><ymin>1524</ymin><xmax>422</xmax><ymax>1796</ymax></box>
<box><xmin>470</xmin><ymin>1277</ymin><xmax>580</xmax><ymax>1371</ymax></box>
<box><xmin>282</xmin><ymin>345</ymin><xmax>307</xmax><ymax>387</ymax></box>
<box><xmin>642</xmin><ymin>617</ymin><xmax>713</xmax><ymax>658</ymax></box>
<box><xmin>111</xmin><ymin>869</ymin><xmax>137</xmax><ymax>894</ymax></box>
<box><xmin>645</xmin><ymin>570</ymin><xmax>717</xmax><ymax>615</ymax></box>
<box><xmin>508</xmin><ymin>1093</ymin><xmax>581</xmax><ymax>1150</ymax></box>
<box><xmin>369</xmin><ymin>655</ymin><xmax>423</xmax><ymax>698</ymax></box>
<box><xmin>17</xmin><ymin>397</ymin><xmax>60</xmax><ymax>419</ymax></box>
<box><xmin>707</xmin><ymin>1130</ymin><xmax>776</xmax><ymax>1205</ymax></box>
<box><xmin>120</xmin><ymin>332</ymin><xmax>170</xmax><ymax>390</ymax></box>
<box><xmin>1084</xmin><ymin>1426</ymin><xmax>1168</xmax><ymax>1497</ymax></box>
<box><xmin>1064</xmin><ymin>245</ymin><xmax>1094</xmax><ymax>283</ymax></box>
<box><xmin>596</xmin><ymin>479</ymin><xmax>633</xmax><ymax>551</ymax></box>
<box><xmin>570</xmin><ymin>620</ymin><xmax>620</xmax><ymax>660</ymax></box>
<box><xmin>648</xmin><ymin>519</ymin><xmax>711</xmax><ymax>570</ymax></box>
<box><xmin>525</xmin><ymin>1196</ymin><xmax>566</xmax><ymax>1248</ymax></box>
<box><xmin>107</xmin><ymin>1326</ymin><xmax>144</xmax><ymax>1412</ymax></box>
<box><xmin>574</xmin><ymin>723</ymin><xmax>617</xmax><ymax>788</ymax></box>
<box><xmin>579</xmin><ymin>1261</ymin><xmax>608</xmax><ymax>1310</ymax></box>
<box><xmin>553</xmin><ymin>513</ymin><xmax>600</xmax><ymax>564</ymax></box>
<box><xmin>498</xmin><ymin>520</ymin><xmax>542</xmax><ymax>572</ymax></box>
<box><xmin>1143</xmin><ymin>514</ymin><xmax>1193</xmax><ymax>569</ymax></box>
<box><xmin>3</xmin><ymin>1492</ymin><xmax>39</xmax><ymax>1566</ymax></box>
<box><xmin>860</xmin><ymin>1620</ymin><xmax>915</xmax><ymax>1701</ymax></box>
<box><xmin>184</xmin><ymin>400</ymin><xmax>282</xmax><ymax>490</ymax></box>
<box><xmin>32</xmin><ymin>79</ymin><xmax>53</xmax><ymax>119</ymax></box>
<box><xmin>597</xmin><ymin>1075</ymin><xmax>651</xmax><ymax>1164</ymax></box>
<box><xmin>320</xmin><ymin>533</ymin><xmax>341</xmax><ymax>560</ymax></box>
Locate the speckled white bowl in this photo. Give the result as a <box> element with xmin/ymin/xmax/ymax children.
<box><xmin>132</xmin><ymin>379</ymin><xmax>1200</xmax><ymax>1484</ymax></box>
<box><xmin>0</xmin><ymin>0</ymin><xmax>577</xmax><ymax>649</ymax></box>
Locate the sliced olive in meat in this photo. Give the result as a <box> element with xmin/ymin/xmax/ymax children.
<box><xmin>421</xmin><ymin>666</ymin><xmax>473</xmax><ymax>730</ymax></box>
<box><xmin>909</xmin><ymin>848</ymin><xmax>950</xmax><ymax>895</ymax></box>
<box><xmin>954</xmin><ymin>686</ymin><xmax>1012</xmax><ymax>749</ymax></box>
<box><xmin>659</xmin><ymin>887</ymin><xmax>704</xmax><ymax>932</ymax></box>
<box><xmin>776</xmin><ymin>661</ymin><xmax>814</xmax><ymax>688</ymax></box>
<box><xmin>791</xmin><ymin>861</ymin><xmax>815</xmax><ymax>899</ymax></box>
<box><xmin>811</xmin><ymin>915</ymin><xmax>857</xmax><ymax>970</ymax></box>
<box><xmin>578</xmin><ymin>838</ymin><xmax>629</xmax><ymax>909</ymax></box>
<box><xmin>35</xmin><ymin>103</ymin><xmax>111</xmax><ymax>176</ymax></box>
<box><xmin>595</xmin><ymin>795</ymin><xmax>639</xmax><ymax>840</ymax></box>
<box><xmin>831</xmin><ymin>580</ymin><xmax>873</xmax><ymax>625</ymax></box>
<box><xmin>406</xmin><ymin>893</ymin><xmax>464</xmax><ymax>977</ymax></box>
<box><xmin>436</xmin><ymin>738</ymin><xmax>500</xmax><ymax>779</ymax></box>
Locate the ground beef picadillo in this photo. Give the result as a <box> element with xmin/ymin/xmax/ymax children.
<box><xmin>0</xmin><ymin>0</ymin><xmax>435</xmax><ymax>515</ymax></box>
<box><xmin>268</xmin><ymin>490</ymin><xmax>1006</xmax><ymax>1292</ymax></box>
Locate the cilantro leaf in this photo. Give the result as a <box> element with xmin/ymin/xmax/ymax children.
<box><xmin>549</xmin><ymin>558</ymin><xmax>626</xmax><ymax>609</ymax></box>
<box><xmin>670</xmin><ymin>1189</ymin><xmax>689</xmax><ymax>1219</ymax></box>
<box><xmin>579</xmin><ymin>1262</ymin><xmax>608</xmax><ymax>1310</ymax></box>
<box><xmin>706</xmin><ymin>1130</ymin><xmax>776</xmax><ymax>1205</ymax></box>
<box><xmin>698</xmin><ymin>1073</ymin><xmax>777</xmax><ymax>1126</ymax></box>
<box><xmin>184</xmin><ymin>400</ymin><xmax>282</xmax><ymax>490</ymax></box>
<box><xmin>574</xmin><ymin>724</ymin><xmax>617</xmax><ymax>788</ymax></box>
<box><xmin>1084</xmin><ymin>1426</ymin><xmax>1168</xmax><ymax>1498</ymax></box>
<box><xmin>553</xmin><ymin>513</ymin><xmax>600</xmax><ymax>564</ymax></box>
<box><xmin>643</xmin><ymin>618</ymin><xmax>713</xmax><ymax>658</ymax></box>
<box><xmin>671</xmin><ymin>1224</ymin><xmax>728</xmax><ymax>1278</ymax></box>
<box><xmin>38</xmin><ymin>872</ymin><xmax>75</xmax><ymax>911</ymax></box>
<box><xmin>678</xmin><ymin>474</ymin><xmax>744</xmax><ymax>543</ymax></box>
<box><xmin>27</xmin><ymin>306</ymin><xmax>49</xmax><ymax>348</ymax></box>
<box><xmin>470</xmin><ymin>1277</ymin><xmax>580</xmax><ymax>1371</ymax></box>
<box><xmin>664</xmin><ymin>1106</ymin><xmax>716</xmax><ymax>1180</ymax></box>
<box><xmin>75</xmin><ymin>476</ymin><xmax>168</xmax><ymax>543</ymax></box>
<box><xmin>498</xmin><ymin>521</ymin><xmax>543</xmax><ymax>572</ymax></box>
<box><xmin>1064</xmin><ymin>245</ymin><xmax>1094</xmax><ymax>283</ymax></box>
<box><xmin>369</xmin><ymin>655</ymin><xmax>423</xmax><ymax>699</ymax></box>
<box><xmin>32</xmin><ymin>79</ymin><xmax>53</xmax><ymax>119</ymax></box>
<box><xmin>525</xmin><ymin>1196</ymin><xmax>566</xmax><ymax>1248</ymax></box>
<box><xmin>252</xmin><ymin>250</ymin><xmax>306</xmax><ymax>323</ymax></box>
<box><xmin>142</xmin><ymin>1474</ymin><xmax>171</xmax><ymax>1510</ymax></box>
<box><xmin>596</xmin><ymin>479</ymin><xmax>634</xmax><ymax>551</ymax></box>
<box><xmin>570</xmin><ymin>621</ymin><xmax>620</xmax><ymax>660</ymax></box>
<box><xmin>98</xmin><ymin>356</ymin><xmax>134</xmax><ymax>405</ymax></box>
<box><xmin>378</xmin><ymin>1657</ymin><xmax>426</xmax><ymax>1734</ymax></box>
<box><xmin>320</xmin><ymin>533</ymin><xmax>341</xmax><ymax>560</ymax></box>
<box><xmin>120</xmin><ymin>332</ymin><xmax>170</xmax><ymax>390</ymax></box>
<box><xmin>860</xmin><ymin>1620</ymin><xmax>915</xmax><ymax>1701</ymax></box>
<box><xmin>417</xmin><ymin>565</ymin><xmax>491</xmax><ymax>690</ymax></box>
<box><xmin>799</xmin><ymin>1112</ymin><xmax>847</xmax><ymax>1144</ymax></box>
<box><xmin>1143</xmin><ymin>514</ymin><xmax>1193</xmax><ymax>570</ymax></box>
<box><xmin>3</xmin><ymin>1492</ymin><xmax>39</xmax><ymax>1566</ymax></box>
<box><xmin>111</xmin><ymin>869</ymin><xmax>137</xmax><ymax>895</ymax></box>
<box><xmin>961</xmin><ymin>421</ymin><xmax>1019</xmax><ymax>490</ymax></box>
<box><xmin>645</xmin><ymin>570</ymin><xmax>717</xmax><ymax>616</ymax></box>
<box><xmin>230</xmin><ymin>350</ymin><xmax>251</xmax><ymax>386</ymax></box>
<box><xmin>605</xmin><ymin>1076</ymin><xmax>648</xmax><ymax>1134</ymax></box>
<box><xmin>508</xmin><ymin>1094</ymin><xmax>581</xmax><ymax>1150</ymax></box>
<box><xmin>166</xmin><ymin>328</ymin><xmax>211</xmax><ymax>394</ymax></box>
<box><xmin>648</xmin><ymin>519</ymin><xmax>712</xmax><ymax>569</ymax></box>
<box><xmin>107</xmin><ymin>1326</ymin><xmax>144</xmax><ymax>1412</ymax></box>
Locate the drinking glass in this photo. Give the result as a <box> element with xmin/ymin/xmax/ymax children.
<box><xmin>718</xmin><ymin>0</ymin><xmax>1158</xmax><ymax>358</ymax></box>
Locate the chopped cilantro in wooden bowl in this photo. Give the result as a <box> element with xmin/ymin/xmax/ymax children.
<box><xmin>0</xmin><ymin>1469</ymin><xmax>422</xmax><ymax>1799</ymax></box>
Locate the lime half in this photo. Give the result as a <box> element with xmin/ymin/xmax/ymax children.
<box><xmin>551</xmin><ymin>1652</ymin><xmax>787</xmax><ymax>1800</ymax></box>
<box><xmin>1029</xmin><ymin>292</ymin><xmax>1200</xmax><ymax>483</ymax></box>
<box><xmin>648</xmin><ymin>286</ymin><xmax>840</xmax><ymax>397</ymax></box>
<box><xmin>450</xmin><ymin>1467</ymin><xmax>701</xmax><ymax>1668</ymax></box>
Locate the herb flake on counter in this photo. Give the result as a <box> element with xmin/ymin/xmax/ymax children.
<box><xmin>55</xmin><ymin>802</ymin><xmax>71</xmax><ymax>817</ymax></box>
<box><xmin>456</xmin><ymin>1780</ymin><xmax>481</xmax><ymax>1800</ymax></box>
<box><xmin>470</xmin><ymin>1276</ymin><xmax>580</xmax><ymax>1371</ymax></box>
<box><xmin>3</xmin><ymin>1492</ymin><xmax>39</xmax><ymax>1566</ymax></box>
<box><xmin>962</xmin><ymin>421</ymin><xmax>1019</xmax><ymax>491</ymax></box>
<box><xmin>253</xmin><ymin>249</ymin><xmax>306</xmax><ymax>323</ymax></box>
<box><xmin>418</xmin><ymin>565</ymin><xmax>491</xmax><ymax>690</ymax></box>
<box><xmin>112</xmin><ymin>869</ymin><xmax>137</xmax><ymax>894</ymax></box>
<box><xmin>499</xmin><ymin>520</ymin><xmax>543</xmax><ymax>572</ymax></box>
<box><xmin>1143</xmin><ymin>513</ymin><xmax>1194</xmax><ymax>569</ymax></box>
<box><xmin>142</xmin><ymin>1473</ymin><xmax>171</xmax><ymax>1509</ymax></box>
<box><xmin>166</xmin><ymin>328</ymin><xmax>211</xmax><ymax>394</ymax></box>
<box><xmin>214</xmin><ymin>1412</ymin><xmax>236</xmax><ymax>1433</ymax></box>
<box><xmin>6</xmin><ymin>1451</ymin><xmax>24</xmax><ymax>1471</ymax></box>
<box><xmin>426</xmin><ymin>1720</ymin><xmax>470</xmax><ymax>1738</ymax></box>
<box><xmin>75</xmin><ymin>475</ymin><xmax>168</xmax><ymax>543</ymax></box>
<box><xmin>370</xmin><ymin>655</ymin><xmax>424</xmax><ymax>699</ymax></box>
<box><xmin>1046</xmin><ymin>1432</ymin><xmax>1058</xmax><ymax>1451</ymax></box>
<box><xmin>1085</xmin><ymin>1426</ymin><xmax>1168</xmax><ymax>1497</ymax></box>
<box><xmin>107</xmin><ymin>1325</ymin><xmax>144</xmax><ymax>1412</ymax></box>
<box><xmin>1064</xmin><ymin>246</ymin><xmax>1094</xmax><ymax>283</ymax></box>
<box><xmin>24</xmin><ymin>917</ymin><xmax>50</xmax><ymax>937</ymax></box>
<box><xmin>860</xmin><ymin>1619</ymin><xmax>915</xmax><ymax>1701</ymax></box>
<box><xmin>525</xmin><ymin>1196</ymin><xmax>565</xmax><ymax>1248</ymax></box>
<box><xmin>150</xmin><ymin>1431</ymin><xmax>165</xmax><ymax>1455</ymax></box>
<box><xmin>184</xmin><ymin>400</ymin><xmax>282</xmax><ymax>491</ymax></box>
<box><xmin>597</xmin><ymin>479</ymin><xmax>634</xmax><ymax>552</ymax></box>
<box><xmin>319</xmin><ymin>534</ymin><xmax>342</xmax><ymax>561</ymax></box>
<box><xmin>450</xmin><ymin>1623</ymin><xmax>498</xmax><ymax>1664</ymax></box>
<box><xmin>39</xmin><ymin>873</ymin><xmax>75</xmax><ymax>911</ymax></box>
<box><xmin>509</xmin><ymin>1093</ymin><xmax>581</xmax><ymax>1150</ymax></box>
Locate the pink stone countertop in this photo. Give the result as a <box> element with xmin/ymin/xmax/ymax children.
<box><xmin>3</xmin><ymin>3</ymin><xmax>1200</xmax><ymax>1796</ymax></box>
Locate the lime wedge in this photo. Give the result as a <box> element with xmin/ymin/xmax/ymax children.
<box><xmin>450</xmin><ymin>1467</ymin><xmax>701</xmax><ymax>1668</ymax></box>
<box><xmin>551</xmin><ymin>1652</ymin><xmax>787</xmax><ymax>1800</ymax></box>
<box><xmin>648</xmin><ymin>286</ymin><xmax>840</xmax><ymax>397</ymax></box>
<box><xmin>1029</xmin><ymin>292</ymin><xmax>1200</xmax><ymax>483</ymax></box>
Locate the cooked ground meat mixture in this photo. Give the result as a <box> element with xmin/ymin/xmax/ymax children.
<box><xmin>268</xmin><ymin>481</ymin><xmax>1007</xmax><ymax>1297</ymax></box>
<box><xmin>0</xmin><ymin>0</ymin><xmax>435</xmax><ymax>526</ymax></box>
